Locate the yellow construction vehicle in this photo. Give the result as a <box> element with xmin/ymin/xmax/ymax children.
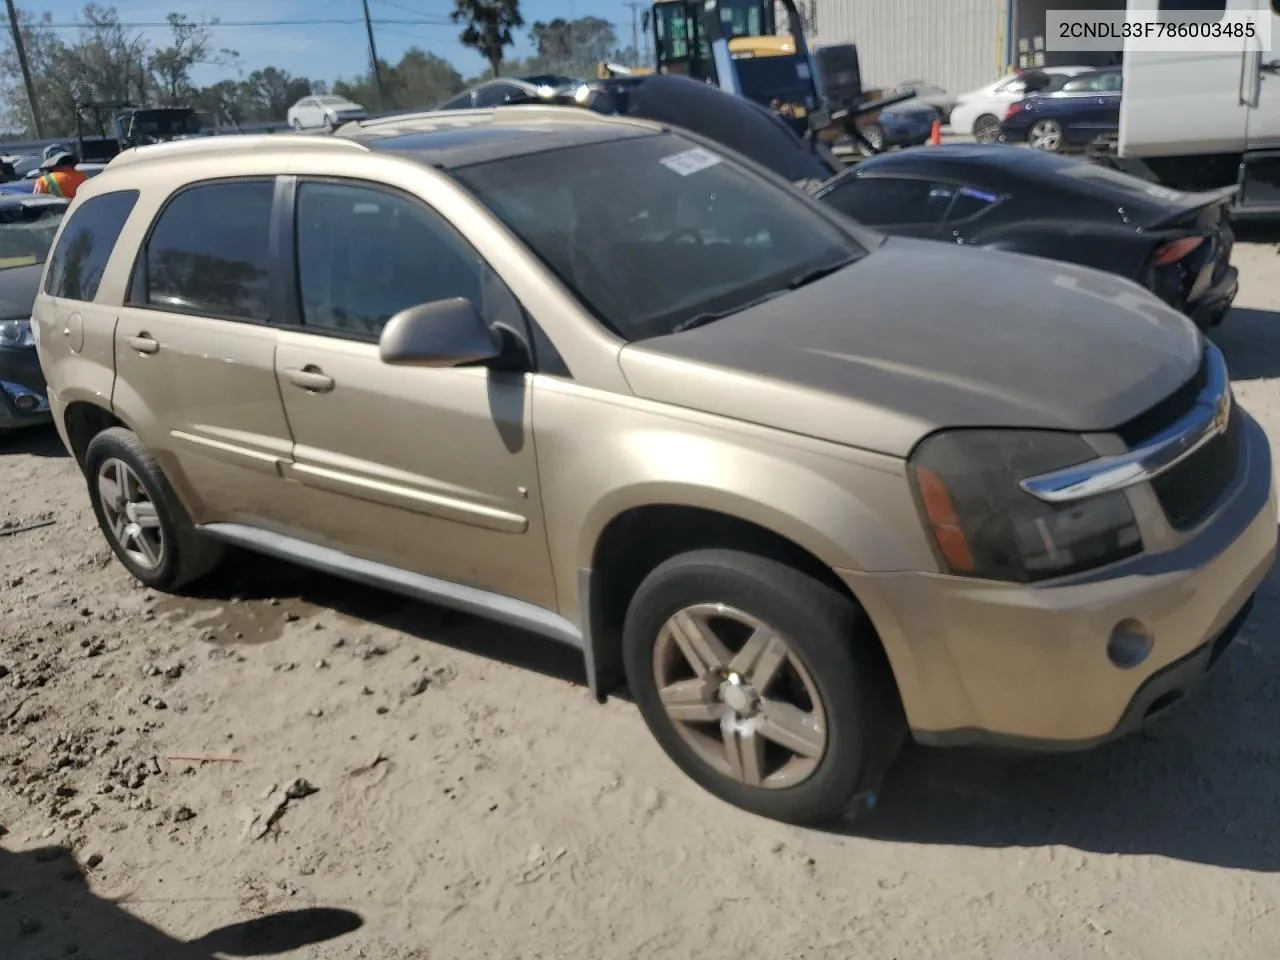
<box><xmin>594</xmin><ymin>0</ymin><xmax>914</xmax><ymax>154</ymax></box>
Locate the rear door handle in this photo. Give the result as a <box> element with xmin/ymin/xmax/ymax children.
<box><xmin>127</xmin><ymin>334</ymin><xmax>159</xmax><ymax>355</ymax></box>
<box><xmin>284</xmin><ymin>365</ymin><xmax>335</xmax><ymax>393</ymax></box>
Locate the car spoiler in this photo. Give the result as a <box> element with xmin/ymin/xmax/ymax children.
<box><xmin>1142</xmin><ymin>184</ymin><xmax>1239</xmax><ymax>231</ymax></box>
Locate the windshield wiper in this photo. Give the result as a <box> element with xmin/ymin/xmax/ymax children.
<box><xmin>786</xmin><ymin>254</ymin><xmax>859</xmax><ymax>290</ymax></box>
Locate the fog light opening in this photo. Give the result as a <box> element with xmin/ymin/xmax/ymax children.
<box><xmin>1107</xmin><ymin>619</ymin><xmax>1153</xmax><ymax>669</ymax></box>
<box><xmin>13</xmin><ymin>393</ymin><xmax>37</xmax><ymax>412</ymax></box>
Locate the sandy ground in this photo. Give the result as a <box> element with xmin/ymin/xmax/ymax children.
<box><xmin>3</xmin><ymin>236</ymin><xmax>1280</xmax><ymax>960</ymax></box>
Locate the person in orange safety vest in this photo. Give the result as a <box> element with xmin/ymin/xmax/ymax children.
<box><xmin>32</xmin><ymin>152</ymin><xmax>88</xmax><ymax>199</ymax></box>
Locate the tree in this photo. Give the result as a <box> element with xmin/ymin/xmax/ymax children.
<box><xmin>0</xmin><ymin>4</ymin><xmax>161</xmax><ymax>136</ymax></box>
<box><xmin>529</xmin><ymin>16</ymin><xmax>616</xmax><ymax>72</ymax></box>
<box><xmin>148</xmin><ymin>13</ymin><xmax>237</xmax><ymax>105</ymax></box>
<box><xmin>333</xmin><ymin>49</ymin><xmax>463</xmax><ymax>112</ymax></box>
<box><xmin>451</xmin><ymin>0</ymin><xmax>523</xmax><ymax>77</ymax></box>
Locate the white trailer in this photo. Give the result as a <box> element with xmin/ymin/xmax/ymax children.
<box><xmin>1117</xmin><ymin>0</ymin><xmax>1280</xmax><ymax>214</ymax></box>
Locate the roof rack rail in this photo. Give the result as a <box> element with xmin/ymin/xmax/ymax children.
<box><xmin>106</xmin><ymin>133</ymin><xmax>369</xmax><ymax>169</ymax></box>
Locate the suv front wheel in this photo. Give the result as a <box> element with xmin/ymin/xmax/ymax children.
<box><xmin>84</xmin><ymin>427</ymin><xmax>225</xmax><ymax>591</ymax></box>
<box><xmin>622</xmin><ymin>549</ymin><xmax>905</xmax><ymax>824</ymax></box>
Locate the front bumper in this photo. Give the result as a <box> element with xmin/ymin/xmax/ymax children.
<box><xmin>840</xmin><ymin>410</ymin><xmax>1277</xmax><ymax>749</ymax></box>
<box><xmin>0</xmin><ymin>345</ymin><xmax>50</xmax><ymax>430</ymax></box>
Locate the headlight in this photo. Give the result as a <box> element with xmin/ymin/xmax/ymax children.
<box><xmin>909</xmin><ymin>429</ymin><xmax>1143</xmax><ymax>583</ymax></box>
<box><xmin>0</xmin><ymin>318</ymin><xmax>34</xmax><ymax>348</ymax></box>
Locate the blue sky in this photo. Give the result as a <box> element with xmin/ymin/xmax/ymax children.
<box><xmin>27</xmin><ymin>0</ymin><xmax>644</xmax><ymax>85</ymax></box>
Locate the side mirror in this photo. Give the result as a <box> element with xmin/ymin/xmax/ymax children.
<box><xmin>378</xmin><ymin>297</ymin><xmax>500</xmax><ymax>368</ymax></box>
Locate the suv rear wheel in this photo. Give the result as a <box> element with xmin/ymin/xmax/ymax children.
<box><xmin>84</xmin><ymin>427</ymin><xmax>225</xmax><ymax>591</ymax></box>
<box><xmin>622</xmin><ymin>549</ymin><xmax>904</xmax><ymax>824</ymax></box>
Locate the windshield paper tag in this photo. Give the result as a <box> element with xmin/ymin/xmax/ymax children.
<box><xmin>660</xmin><ymin>148</ymin><xmax>722</xmax><ymax>176</ymax></box>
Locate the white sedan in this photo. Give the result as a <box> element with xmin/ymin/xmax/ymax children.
<box><xmin>949</xmin><ymin>66</ymin><xmax>1092</xmax><ymax>141</ymax></box>
<box><xmin>287</xmin><ymin>95</ymin><xmax>369</xmax><ymax>132</ymax></box>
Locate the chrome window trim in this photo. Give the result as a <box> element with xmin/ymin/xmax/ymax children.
<box><xmin>1020</xmin><ymin>342</ymin><xmax>1231</xmax><ymax>504</ymax></box>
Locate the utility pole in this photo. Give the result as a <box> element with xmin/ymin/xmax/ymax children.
<box><xmin>4</xmin><ymin>0</ymin><xmax>42</xmax><ymax>137</ymax></box>
<box><xmin>624</xmin><ymin>0</ymin><xmax>641</xmax><ymax>64</ymax></box>
<box><xmin>359</xmin><ymin>0</ymin><xmax>385</xmax><ymax>110</ymax></box>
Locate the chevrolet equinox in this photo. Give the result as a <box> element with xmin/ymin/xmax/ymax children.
<box><xmin>32</xmin><ymin>107</ymin><xmax>1277</xmax><ymax>825</ymax></box>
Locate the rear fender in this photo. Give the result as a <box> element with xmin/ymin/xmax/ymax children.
<box><xmin>974</xmin><ymin>221</ymin><xmax>1150</xmax><ymax>280</ymax></box>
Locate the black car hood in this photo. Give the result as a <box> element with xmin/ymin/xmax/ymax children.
<box><xmin>0</xmin><ymin>262</ymin><xmax>42</xmax><ymax>320</ymax></box>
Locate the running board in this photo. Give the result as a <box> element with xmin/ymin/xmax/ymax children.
<box><xmin>199</xmin><ymin>522</ymin><xmax>585</xmax><ymax>651</ymax></box>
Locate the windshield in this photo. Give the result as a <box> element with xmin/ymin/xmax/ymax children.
<box><xmin>0</xmin><ymin>203</ymin><xmax>65</xmax><ymax>269</ymax></box>
<box><xmin>318</xmin><ymin>96</ymin><xmax>350</xmax><ymax>106</ymax></box>
<box><xmin>131</xmin><ymin>110</ymin><xmax>202</xmax><ymax>137</ymax></box>
<box><xmin>453</xmin><ymin>133</ymin><xmax>866</xmax><ymax>340</ymax></box>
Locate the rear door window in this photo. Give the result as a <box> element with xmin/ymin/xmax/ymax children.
<box><xmin>43</xmin><ymin>189</ymin><xmax>139</xmax><ymax>301</ymax></box>
<box><xmin>131</xmin><ymin>179</ymin><xmax>274</xmax><ymax>321</ymax></box>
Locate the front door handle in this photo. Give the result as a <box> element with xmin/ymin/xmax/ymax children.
<box><xmin>1262</xmin><ymin>60</ymin><xmax>1280</xmax><ymax>75</ymax></box>
<box><xmin>127</xmin><ymin>333</ymin><xmax>159</xmax><ymax>355</ymax></box>
<box><xmin>284</xmin><ymin>365</ymin><xmax>335</xmax><ymax>393</ymax></box>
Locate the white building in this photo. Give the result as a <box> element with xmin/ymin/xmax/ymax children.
<box><xmin>804</xmin><ymin>0</ymin><xmax>1125</xmax><ymax>97</ymax></box>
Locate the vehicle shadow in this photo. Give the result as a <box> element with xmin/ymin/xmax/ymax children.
<box><xmin>0</xmin><ymin>844</ymin><xmax>363</xmax><ymax>959</ymax></box>
<box><xmin>0</xmin><ymin>425</ymin><xmax>67</xmax><ymax>457</ymax></box>
<box><xmin>176</xmin><ymin>550</ymin><xmax>591</xmax><ymax>689</ymax></box>
<box><xmin>838</xmin><ymin>550</ymin><xmax>1280</xmax><ymax>872</ymax></box>
<box><xmin>1213</xmin><ymin>307</ymin><xmax>1280</xmax><ymax>381</ymax></box>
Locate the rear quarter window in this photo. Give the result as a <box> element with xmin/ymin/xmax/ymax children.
<box><xmin>43</xmin><ymin>189</ymin><xmax>139</xmax><ymax>302</ymax></box>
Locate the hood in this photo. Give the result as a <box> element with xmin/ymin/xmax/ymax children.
<box><xmin>0</xmin><ymin>262</ymin><xmax>42</xmax><ymax>321</ymax></box>
<box><xmin>618</xmin><ymin>237</ymin><xmax>1201</xmax><ymax>458</ymax></box>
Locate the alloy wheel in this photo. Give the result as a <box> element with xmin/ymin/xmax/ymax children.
<box><xmin>1028</xmin><ymin>120</ymin><xmax>1063</xmax><ymax>152</ymax></box>
<box><xmin>652</xmin><ymin>603</ymin><xmax>828</xmax><ymax>789</ymax></box>
<box><xmin>96</xmin><ymin>458</ymin><xmax>165</xmax><ymax>571</ymax></box>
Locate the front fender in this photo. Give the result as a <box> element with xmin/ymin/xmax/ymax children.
<box><xmin>531</xmin><ymin>380</ymin><xmax>937</xmax><ymax>627</ymax></box>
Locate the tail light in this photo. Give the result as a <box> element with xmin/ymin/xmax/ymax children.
<box><xmin>1004</xmin><ymin>102</ymin><xmax>1024</xmax><ymax>119</ymax></box>
<box><xmin>1152</xmin><ymin>235</ymin><xmax>1204</xmax><ymax>267</ymax></box>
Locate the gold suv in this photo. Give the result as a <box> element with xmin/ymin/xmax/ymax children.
<box><xmin>33</xmin><ymin>108</ymin><xmax>1277</xmax><ymax>825</ymax></box>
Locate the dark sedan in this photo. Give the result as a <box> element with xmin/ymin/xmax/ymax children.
<box><xmin>816</xmin><ymin>145</ymin><xmax>1237</xmax><ymax>327</ymax></box>
<box><xmin>0</xmin><ymin>195</ymin><xmax>66</xmax><ymax>438</ymax></box>
<box><xmin>1000</xmin><ymin>67</ymin><xmax>1122</xmax><ymax>153</ymax></box>
<box><xmin>856</xmin><ymin>100</ymin><xmax>938</xmax><ymax>154</ymax></box>
<box><xmin>435</xmin><ymin>75</ymin><xmax>586</xmax><ymax>110</ymax></box>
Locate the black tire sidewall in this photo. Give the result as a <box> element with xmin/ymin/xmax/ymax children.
<box><xmin>84</xmin><ymin>429</ymin><xmax>186</xmax><ymax>589</ymax></box>
<box><xmin>622</xmin><ymin>551</ymin><xmax>891</xmax><ymax>824</ymax></box>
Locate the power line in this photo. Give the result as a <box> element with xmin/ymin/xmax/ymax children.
<box><xmin>32</xmin><ymin>17</ymin><xmax>456</xmax><ymax>29</ymax></box>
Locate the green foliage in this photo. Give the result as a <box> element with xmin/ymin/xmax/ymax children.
<box><xmin>0</xmin><ymin>2</ymin><xmax>646</xmax><ymax>138</ymax></box>
<box><xmin>450</xmin><ymin>0</ymin><xmax>524</xmax><ymax>77</ymax></box>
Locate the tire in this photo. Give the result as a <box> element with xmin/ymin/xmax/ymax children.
<box><xmin>622</xmin><ymin>549</ymin><xmax>905</xmax><ymax>825</ymax></box>
<box><xmin>84</xmin><ymin>427</ymin><xmax>225</xmax><ymax>591</ymax></box>
<box><xmin>1028</xmin><ymin>119</ymin><xmax>1064</xmax><ymax>153</ymax></box>
<box><xmin>973</xmin><ymin>114</ymin><xmax>1001</xmax><ymax>143</ymax></box>
<box><xmin>322</xmin><ymin>114</ymin><xmax>335</xmax><ymax>133</ymax></box>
